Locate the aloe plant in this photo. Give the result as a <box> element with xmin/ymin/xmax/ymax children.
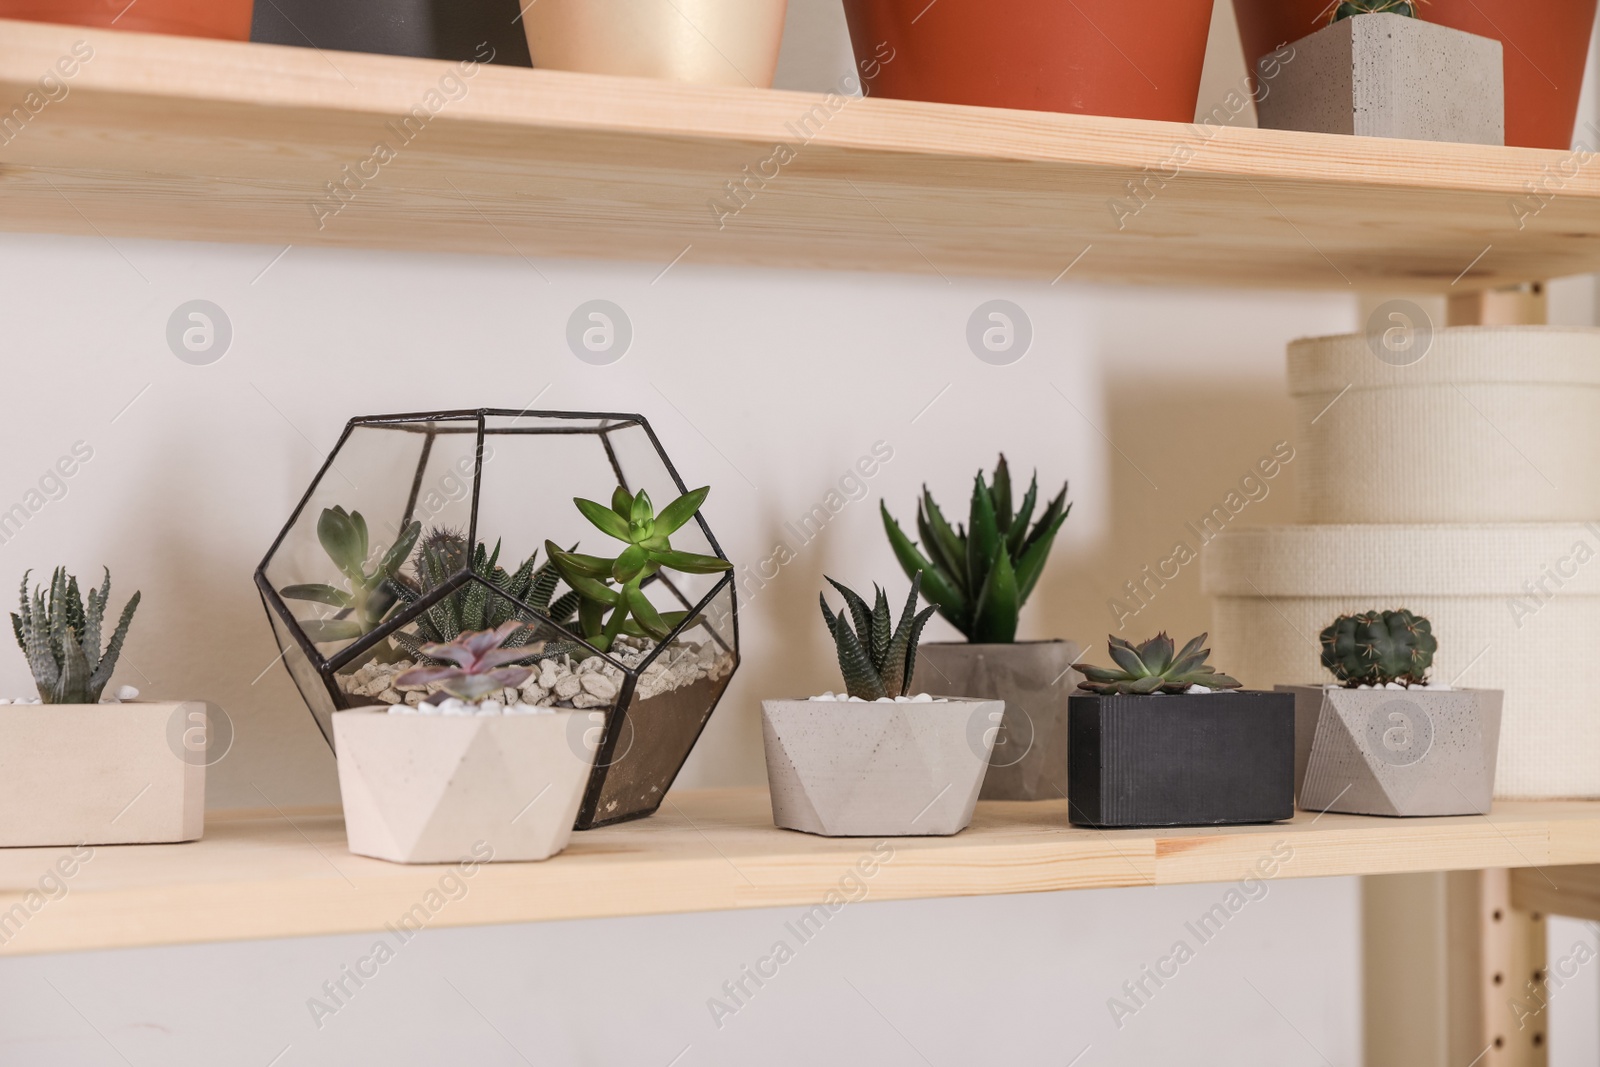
<box><xmin>881</xmin><ymin>455</ymin><xmax>1069</xmax><ymax>643</ymax></box>
<box><xmin>546</xmin><ymin>485</ymin><xmax>731</xmax><ymax>654</ymax></box>
<box><xmin>390</xmin><ymin>529</ymin><xmax>579</xmax><ymax>664</ymax></box>
<box><xmin>395</xmin><ymin>621</ymin><xmax>534</xmax><ymax>703</ymax></box>
<box><xmin>281</xmin><ymin>506</ymin><xmax>420</xmax><ymax>643</ymax></box>
<box><xmin>12</xmin><ymin>568</ymin><xmax>140</xmax><ymax>704</ymax></box>
<box><xmin>820</xmin><ymin>574</ymin><xmax>936</xmax><ymax>700</ymax></box>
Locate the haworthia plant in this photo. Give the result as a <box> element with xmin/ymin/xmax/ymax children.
<box><xmin>546</xmin><ymin>485</ymin><xmax>731</xmax><ymax>654</ymax></box>
<box><xmin>881</xmin><ymin>455</ymin><xmax>1069</xmax><ymax>644</ymax></box>
<box><xmin>281</xmin><ymin>506</ymin><xmax>420</xmax><ymax>643</ymax></box>
<box><xmin>820</xmin><ymin>574</ymin><xmax>936</xmax><ymax>701</ymax></box>
<box><xmin>390</xmin><ymin>528</ymin><xmax>580</xmax><ymax>665</ymax></box>
<box><xmin>12</xmin><ymin>567</ymin><xmax>140</xmax><ymax>704</ymax></box>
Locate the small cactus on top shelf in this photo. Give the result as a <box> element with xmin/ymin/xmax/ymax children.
<box><xmin>881</xmin><ymin>454</ymin><xmax>1069</xmax><ymax>644</ymax></box>
<box><xmin>1075</xmin><ymin>633</ymin><xmax>1242</xmax><ymax>696</ymax></box>
<box><xmin>395</xmin><ymin>621</ymin><xmax>534</xmax><ymax>704</ymax></box>
<box><xmin>1326</xmin><ymin>0</ymin><xmax>1421</xmax><ymax>22</ymax></box>
<box><xmin>1320</xmin><ymin>609</ymin><xmax>1436</xmax><ymax>688</ymax></box>
<box><xmin>820</xmin><ymin>574</ymin><xmax>937</xmax><ymax>701</ymax></box>
<box><xmin>12</xmin><ymin>567</ymin><xmax>140</xmax><ymax>704</ymax></box>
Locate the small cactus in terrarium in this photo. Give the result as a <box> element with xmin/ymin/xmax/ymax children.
<box><xmin>820</xmin><ymin>574</ymin><xmax>936</xmax><ymax>700</ymax></box>
<box><xmin>390</xmin><ymin>529</ymin><xmax>579</xmax><ymax>664</ymax></box>
<box><xmin>1320</xmin><ymin>609</ymin><xmax>1436</xmax><ymax>688</ymax></box>
<box><xmin>1075</xmin><ymin>633</ymin><xmax>1242</xmax><ymax>696</ymax></box>
<box><xmin>12</xmin><ymin>567</ymin><xmax>140</xmax><ymax>704</ymax></box>
<box><xmin>545</xmin><ymin>485</ymin><xmax>732</xmax><ymax>654</ymax></box>
<box><xmin>1326</xmin><ymin>0</ymin><xmax>1422</xmax><ymax>22</ymax></box>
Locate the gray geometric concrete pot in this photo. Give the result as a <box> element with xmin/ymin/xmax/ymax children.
<box><xmin>1255</xmin><ymin>13</ymin><xmax>1504</xmax><ymax>145</ymax></box>
<box><xmin>760</xmin><ymin>698</ymin><xmax>1001</xmax><ymax>837</ymax></box>
<box><xmin>916</xmin><ymin>641</ymin><xmax>1081</xmax><ymax>802</ymax></box>
<box><xmin>1280</xmin><ymin>686</ymin><xmax>1503</xmax><ymax>817</ymax></box>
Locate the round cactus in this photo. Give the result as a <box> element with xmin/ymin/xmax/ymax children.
<box><xmin>1329</xmin><ymin>0</ymin><xmax>1421</xmax><ymax>22</ymax></box>
<box><xmin>1319</xmin><ymin>609</ymin><xmax>1437</xmax><ymax>687</ymax></box>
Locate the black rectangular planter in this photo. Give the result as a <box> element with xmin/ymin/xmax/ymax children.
<box><xmin>1067</xmin><ymin>691</ymin><xmax>1295</xmax><ymax>828</ymax></box>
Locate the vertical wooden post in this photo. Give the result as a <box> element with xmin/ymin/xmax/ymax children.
<box><xmin>1363</xmin><ymin>284</ymin><xmax>1549</xmax><ymax>1066</ymax></box>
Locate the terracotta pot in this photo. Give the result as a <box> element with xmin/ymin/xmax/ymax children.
<box><xmin>1233</xmin><ymin>0</ymin><xmax>1598</xmax><ymax>148</ymax></box>
<box><xmin>0</xmin><ymin>0</ymin><xmax>253</xmax><ymax>39</ymax></box>
<box><xmin>842</xmin><ymin>0</ymin><xmax>1216</xmax><ymax>120</ymax></box>
<box><xmin>523</xmin><ymin>0</ymin><xmax>789</xmax><ymax>88</ymax></box>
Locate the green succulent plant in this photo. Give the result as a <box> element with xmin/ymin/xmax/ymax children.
<box><xmin>395</xmin><ymin>621</ymin><xmax>535</xmax><ymax>704</ymax></box>
<box><xmin>1328</xmin><ymin>0</ymin><xmax>1420</xmax><ymax>22</ymax></box>
<box><xmin>1320</xmin><ymin>609</ymin><xmax>1436</xmax><ymax>688</ymax></box>
<box><xmin>12</xmin><ymin>567</ymin><xmax>140</xmax><ymax>704</ymax></box>
<box><xmin>882</xmin><ymin>455</ymin><xmax>1069</xmax><ymax>644</ymax></box>
<box><xmin>281</xmin><ymin>506</ymin><xmax>420</xmax><ymax>643</ymax></box>
<box><xmin>1075</xmin><ymin>633</ymin><xmax>1242</xmax><ymax>696</ymax></box>
<box><xmin>546</xmin><ymin>485</ymin><xmax>732</xmax><ymax>654</ymax></box>
<box><xmin>390</xmin><ymin>529</ymin><xmax>580</xmax><ymax>665</ymax></box>
<box><xmin>821</xmin><ymin>574</ymin><xmax>936</xmax><ymax>701</ymax></box>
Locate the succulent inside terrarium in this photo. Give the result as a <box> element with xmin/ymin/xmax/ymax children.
<box><xmin>1075</xmin><ymin>633</ymin><xmax>1242</xmax><ymax>696</ymax></box>
<box><xmin>1319</xmin><ymin>609</ymin><xmax>1436</xmax><ymax>688</ymax></box>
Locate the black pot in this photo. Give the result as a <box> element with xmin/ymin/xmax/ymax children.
<box><xmin>251</xmin><ymin>0</ymin><xmax>532</xmax><ymax>65</ymax></box>
<box><xmin>1068</xmin><ymin>691</ymin><xmax>1295</xmax><ymax>828</ymax></box>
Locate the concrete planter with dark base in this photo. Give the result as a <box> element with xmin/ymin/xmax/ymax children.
<box><xmin>1255</xmin><ymin>13</ymin><xmax>1504</xmax><ymax>145</ymax></box>
<box><xmin>760</xmin><ymin>698</ymin><xmax>1000</xmax><ymax>837</ymax></box>
<box><xmin>1281</xmin><ymin>686</ymin><xmax>1503</xmax><ymax>817</ymax></box>
<box><xmin>1068</xmin><ymin>691</ymin><xmax>1295</xmax><ymax>828</ymax></box>
<box><xmin>916</xmin><ymin>641</ymin><xmax>1081</xmax><ymax>802</ymax></box>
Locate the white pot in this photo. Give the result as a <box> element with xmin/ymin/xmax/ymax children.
<box><xmin>333</xmin><ymin>708</ymin><xmax>597</xmax><ymax>864</ymax></box>
<box><xmin>0</xmin><ymin>702</ymin><xmax>205</xmax><ymax>847</ymax></box>
<box><xmin>1204</xmin><ymin>524</ymin><xmax>1600</xmax><ymax>799</ymax></box>
<box><xmin>1281</xmin><ymin>685</ymin><xmax>1503</xmax><ymax>817</ymax></box>
<box><xmin>760</xmin><ymin>697</ymin><xmax>1000</xmax><ymax>837</ymax></box>
<box><xmin>1290</xmin><ymin>327</ymin><xmax>1600</xmax><ymax>523</ymax></box>
<box><xmin>522</xmin><ymin>0</ymin><xmax>790</xmax><ymax>88</ymax></box>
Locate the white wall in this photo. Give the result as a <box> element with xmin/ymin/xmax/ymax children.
<box><xmin>0</xmin><ymin>1</ymin><xmax>1593</xmax><ymax>1063</ymax></box>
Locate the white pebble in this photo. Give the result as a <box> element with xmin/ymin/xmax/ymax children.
<box><xmin>116</xmin><ymin>685</ymin><xmax>140</xmax><ymax>701</ymax></box>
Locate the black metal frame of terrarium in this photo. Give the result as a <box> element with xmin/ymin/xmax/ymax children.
<box><xmin>255</xmin><ymin>409</ymin><xmax>740</xmax><ymax>830</ymax></box>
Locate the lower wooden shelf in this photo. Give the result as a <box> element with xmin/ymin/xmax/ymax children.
<box><xmin>2</xmin><ymin>788</ymin><xmax>1598</xmax><ymax>957</ymax></box>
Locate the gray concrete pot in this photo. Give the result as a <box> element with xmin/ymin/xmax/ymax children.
<box><xmin>1281</xmin><ymin>685</ymin><xmax>1503</xmax><ymax>817</ymax></box>
<box><xmin>1255</xmin><ymin>13</ymin><xmax>1503</xmax><ymax>145</ymax></box>
<box><xmin>760</xmin><ymin>697</ymin><xmax>1001</xmax><ymax>837</ymax></box>
<box><xmin>916</xmin><ymin>640</ymin><xmax>1081</xmax><ymax>801</ymax></box>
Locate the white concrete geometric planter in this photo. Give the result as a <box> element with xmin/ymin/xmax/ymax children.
<box><xmin>1256</xmin><ymin>12</ymin><xmax>1504</xmax><ymax>144</ymax></box>
<box><xmin>1281</xmin><ymin>685</ymin><xmax>1503</xmax><ymax>817</ymax></box>
<box><xmin>1204</xmin><ymin>524</ymin><xmax>1600</xmax><ymax>799</ymax></box>
<box><xmin>0</xmin><ymin>702</ymin><xmax>206</xmax><ymax>847</ymax></box>
<box><xmin>1290</xmin><ymin>328</ymin><xmax>1600</xmax><ymax>524</ymax></box>
<box><xmin>333</xmin><ymin>708</ymin><xmax>598</xmax><ymax>864</ymax></box>
<box><xmin>760</xmin><ymin>698</ymin><xmax>1001</xmax><ymax>837</ymax></box>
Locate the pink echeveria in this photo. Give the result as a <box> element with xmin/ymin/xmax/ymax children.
<box><xmin>395</xmin><ymin>621</ymin><xmax>534</xmax><ymax>703</ymax></box>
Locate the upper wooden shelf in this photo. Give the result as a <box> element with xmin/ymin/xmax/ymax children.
<box><xmin>3</xmin><ymin>788</ymin><xmax>1599</xmax><ymax>956</ymax></box>
<box><xmin>1</xmin><ymin>19</ymin><xmax>1598</xmax><ymax>289</ymax></box>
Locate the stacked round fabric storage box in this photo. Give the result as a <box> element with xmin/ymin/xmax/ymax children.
<box><xmin>1203</xmin><ymin>327</ymin><xmax>1600</xmax><ymax>799</ymax></box>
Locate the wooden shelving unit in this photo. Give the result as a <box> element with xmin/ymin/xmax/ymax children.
<box><xmin>1</xmin><ymin>18</ymin><xmax>1599</xmax><ymax>288</ymax></box>
<box><xmin>2</xmin><ymin>788</ymin><xmax>1599</xmax><ymax>957</ymax></box>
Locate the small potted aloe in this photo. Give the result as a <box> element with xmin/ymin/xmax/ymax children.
<box><xmin>882</xmin><ymin>456</ymin><xmax>1076</xmax><ymax>801</ymax></box>
<box><xmin>1279</xmin><ymin>610</ymin><xmax>1502</xmax><ymax>817</ymax></box>
<box><xmin>1069</xmin><ymin>633</ymin><xmax>1294</xmax><ymax>828</ymax></box>
<box><xmin>0</xmin><ymin>568</ymin><xmax>206</xmax><ymax>847</ymax></box>
<box><xmin>761</xmin><ymin>575</ymin><xmax>1001</xmax><ymax>837</ymax></box>
<box><xmin>334</xmin><ymin>621</ymin><xmax>599</xmax><ymax>864</ymax></box>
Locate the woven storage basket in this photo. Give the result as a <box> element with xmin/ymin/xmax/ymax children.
<box><xmin>1290</xmin><ymin>327</ymin><xmax>1600</xmax><ymax>523</ymax></box>
<box><xmin>1202</xmin><ymin>523</ymin><xmax>1600</xmax><ymax>799</ymax></box>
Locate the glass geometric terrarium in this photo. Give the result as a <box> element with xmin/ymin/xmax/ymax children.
<box><xmin>255</xmin><ymin>409</ymin><xmax>740</xmax><ymax>829</ymax></box>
